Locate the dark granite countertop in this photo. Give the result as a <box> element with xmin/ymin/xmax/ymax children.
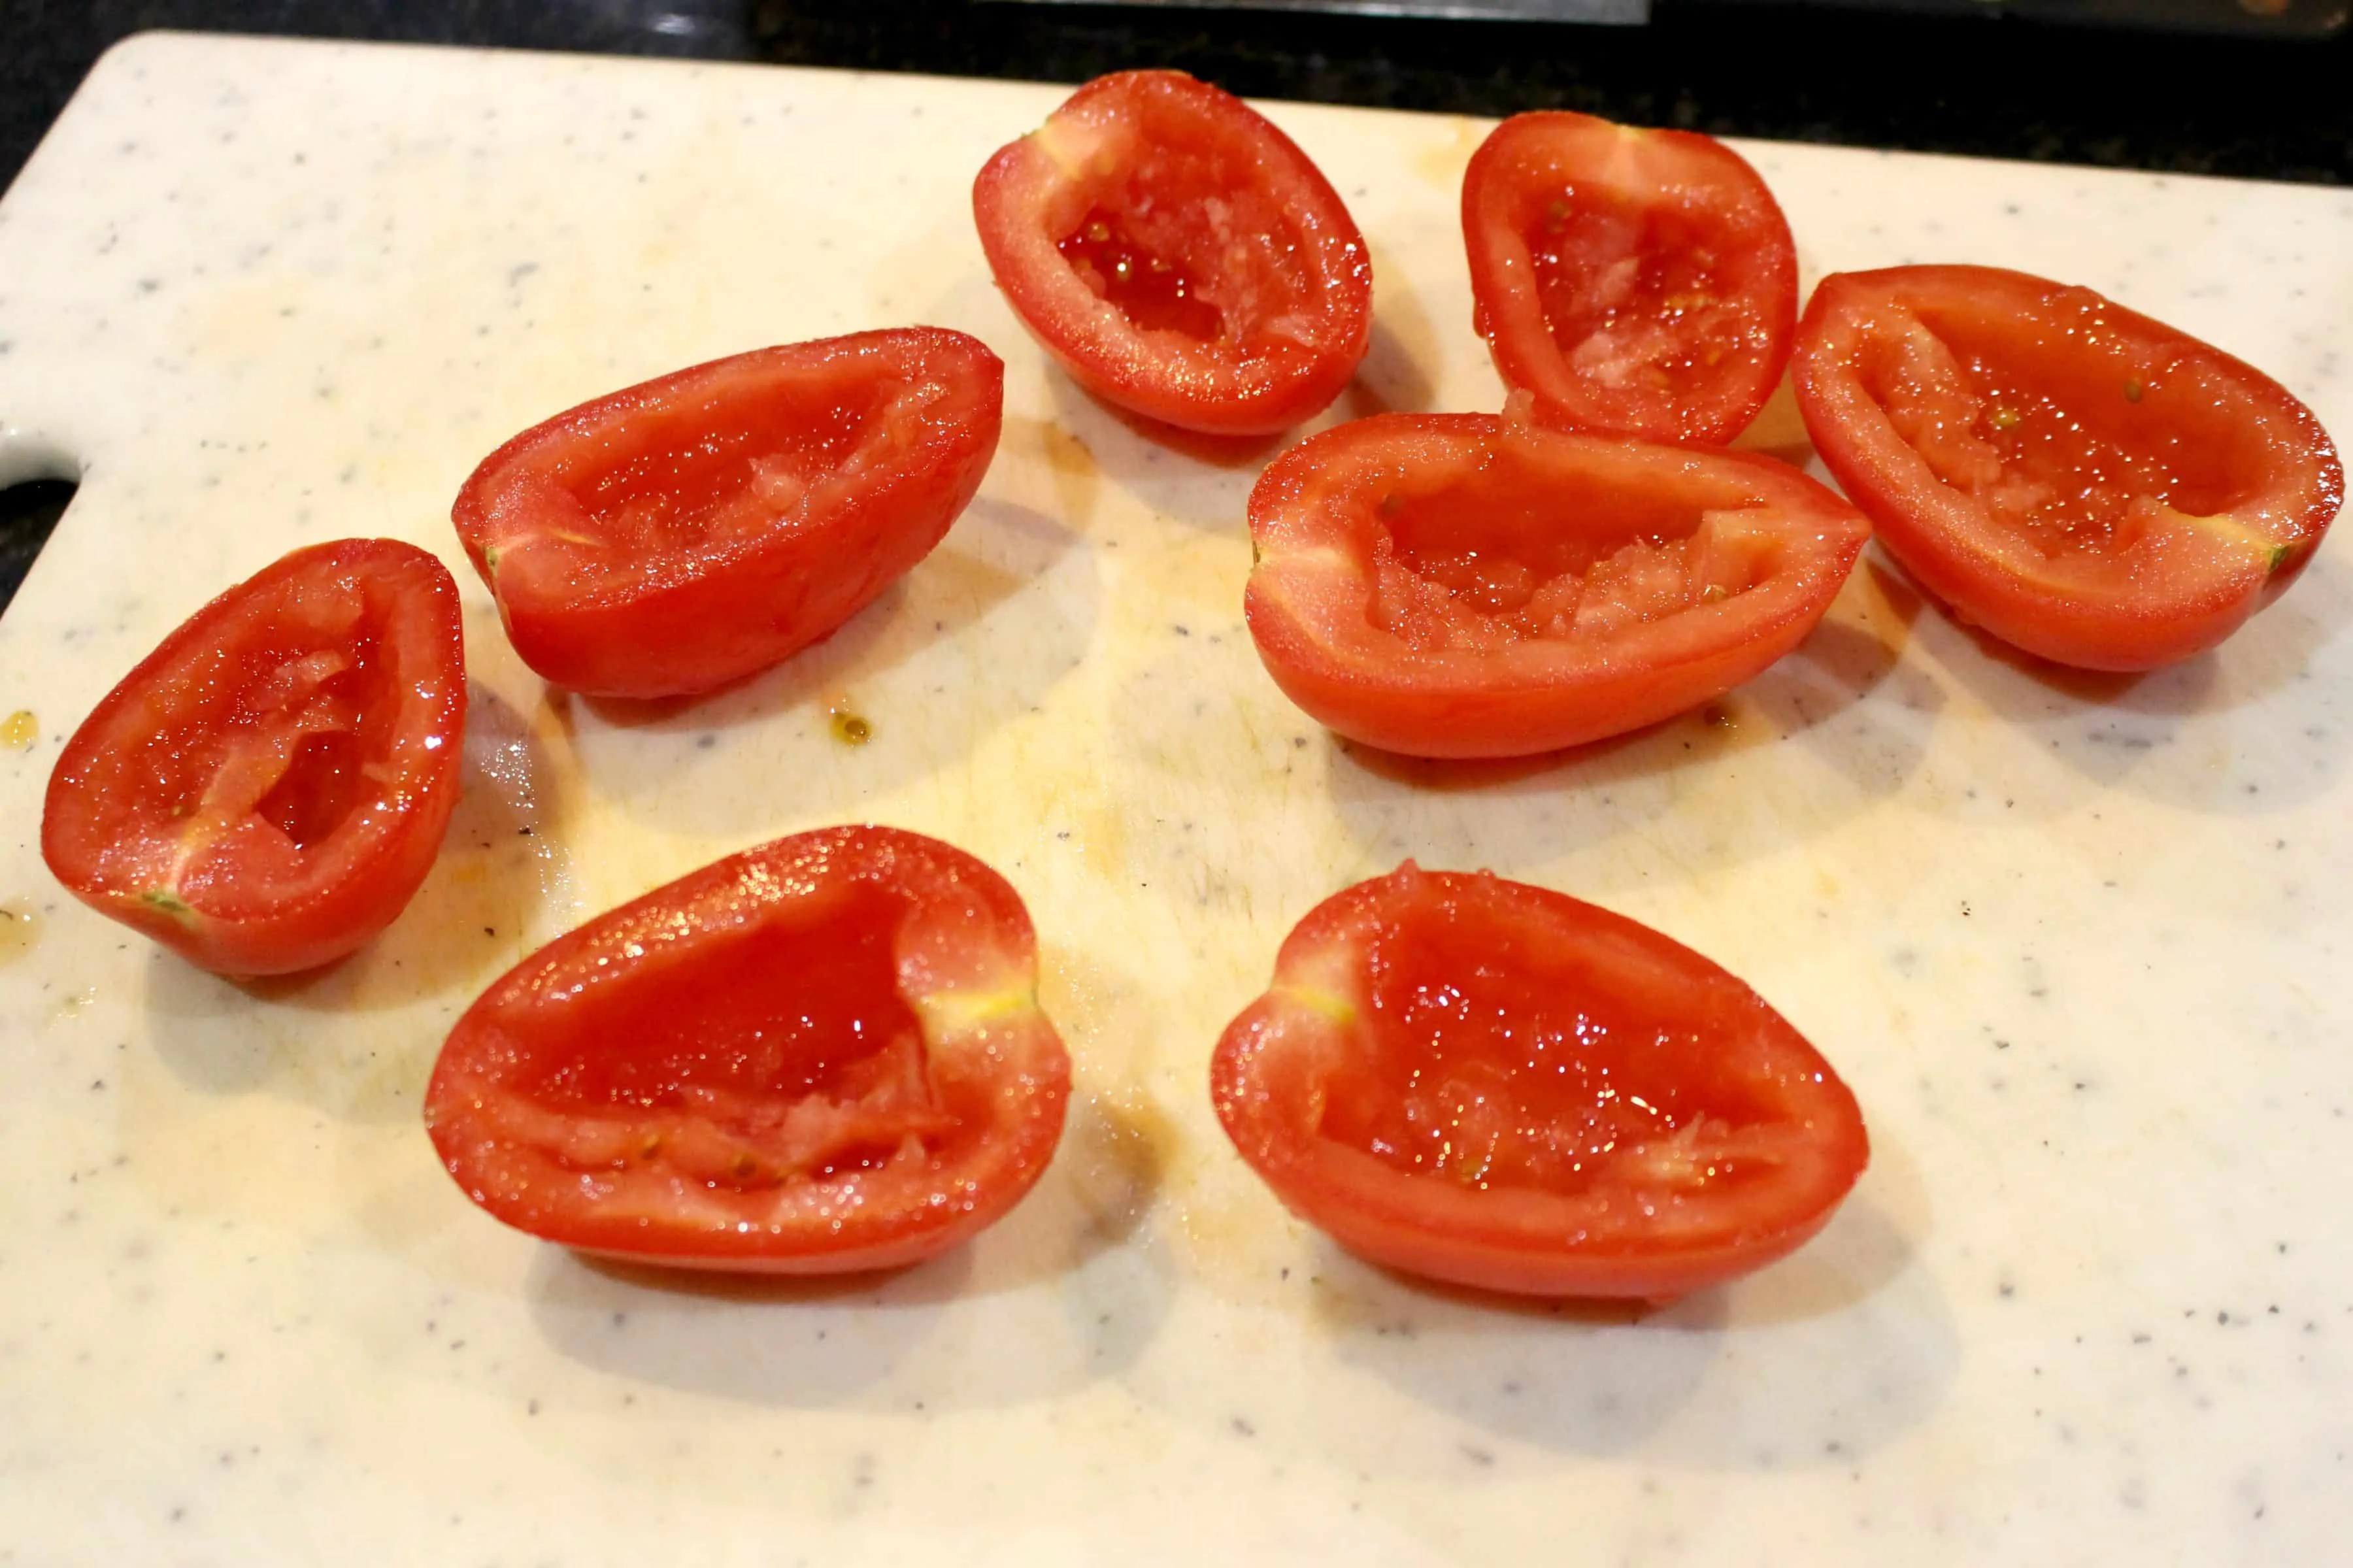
<box><xmin>4</xmin><ymin>0</ymin><xmax>2350</xmax><ymax>201</ymax></box>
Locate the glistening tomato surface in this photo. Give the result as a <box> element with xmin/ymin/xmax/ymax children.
<box><xmin>1463</xmin><ymin>112</ymin><xmax>1797</xmax><ymax>446</ymax></box>
<box><xmin>1243</xmin><ymin>407</ymin><xmax>1870</xmax><ymax>758</ymax></box>
<box><xmin>973</xmin><ymin>70</ymin><xmax>1373</xmax><ymax>436</ymax></box>
<box><xmin>453</xmin><ymin>327</ymin><xmax>1003</xmax><ymax>699</ymax></box>
<box><xmin>41</xmin><ymin>538</ymin><xmax>465</xmax><ymax>976</ymax></box>
<box><xmin>1794</xmin><ymin>265</ymin><xmax>2343</xmax><ymax>671</ymax></box>
<box><xmin>1211</xmin><ymin>864</ymin><xmax>1869</xmax><ymax>1300</ymax></box>
<box><xmin>424</xmin><ymin>826</ymin><xmax>1071</xmax><ymax>1273</ymax></box>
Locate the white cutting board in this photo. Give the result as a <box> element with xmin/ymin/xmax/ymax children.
<box><xmin>2</xmin><ymin>32</ymin><xmax>2350</xmax><ymax>1566</ymax></box>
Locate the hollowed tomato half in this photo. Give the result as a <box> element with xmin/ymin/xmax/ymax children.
<box><xmin>1211</xmin><ymin>863</ymin><xmax>1869</xmax><ymax>1300</ymax></box>
<box><xmin>1243</xmin><ymin>409</ymin><xmax>1869</xmax><ymax>758</ymax></box>
<box><xmin>453</xmin><ymin>327</ymin><xmax>1003</xmax><ymax>699</ymax></box>
<box><xmin>41</xmin><ymin>538</ymin><xmax>465</xmax><ymax>976</ymax></box>
<box><xmin>973</xmin><ymin>70</ymin><xmax>1373</xmax><ymax>436</ymax></box>
<box><xmin>1794</xmin><ymin>265</ymin><xmax>2343</xmax><ymax>671</ymax></box>
<box><xmin>1463</xmin><ymin>112</ymin><xmax>1797</xmax><ymax>446</ymax></box>
<box><xmin>424</xmin><ymin>826</ymin><xmax>1071</xmax><ymax>1274</ymax></box>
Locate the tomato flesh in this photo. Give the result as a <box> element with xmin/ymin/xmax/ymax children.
<box><xmin>1795</xmin><ymin>265</ymin><xmax>2343</xmax><ymax>670</ymax></box>
<box><xmin>1320</xmin><ymin>898</ymin><xmax>1783</xmax><ymax>1195</ymax></box>
<box><xmin>453</xmin><ymin>327</ymin><xmax>1003</xmax><ymax>699</ymax></box>
<box><xmin>425</xmin><ymin>826</ymin><xmax>1071</xmax><ymax>1274</ymax></box>
<box><xmin>974</xmin><ymin>70</ymin><xmax>1373</xmax><ymax>436</ymax></box>
<box><xmin>1244</xmin><ymin>409</ymin><xmax>1869</xmax><ymax>757</ymax></box>
<box><xmin>1056</xmin><ymin>207</ymin><xmax>1226</xmax><ymax>341</ymax></box>
<box><xmin>1463</xmin><ymin>112</ymin><xmax>1797</xmax><ymax>446</ymax></box>
<box><xmin>1212</xmin><ymin>865</ymin><xmax>1869</xmax><ymax>1300</ymax></box>
<box><xmin>41</xmin><ymin>539</ymin><xmax>465</xmax><ymax>976</ymax></box>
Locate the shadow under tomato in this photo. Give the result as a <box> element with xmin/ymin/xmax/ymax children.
<box><xmin>526</xmin><ymin>1175</ymin><xmax>1180</xmax><ymax>1413</ymax></box>
<box><xmin>1320</xmin><ymin>578</ymin><xmax>1933</xmax><ymax>882</ymax></box>
<box><xmin>1304</xmin><ymin>1187</ymin><xmax>1954</xmax><ymax>1471</ymax></box>
<box><xmin>1043</xmin><ymin>370</ymin><xmax>1275</xmax><ymax>539</ymax></box>
<box><xmin>541</xmin><ymin>497</ymin><xmax>1102</xmax><ymax>840</ymax></box>
<box><xmin>138</xmin><ymin>947</ymin><xmax>426</xmax><ymax>1127</ymax></box>
<box><xmin>527</xmin><ymin>1244</ymin><xmax>971</xmax><ymax>1409</ymax></box>
<box><xmin>1899</xmin><ymin>548</ymin><xmax>2353</xmax><ymax>814</ymax></box>
<box><xmin>1727</xmin><ymin>367</ymin><xmax>1817</xmax><ymax>471</ymax></box>
<box><xmin>1343</xmin><ymin>313</ymin><xmax>1441</xmax><ymax>424</ymax></box>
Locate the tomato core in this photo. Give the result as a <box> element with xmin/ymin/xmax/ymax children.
<box><xmin>1057</xmin><ymin>207</ymin><xmax>1224</xmax><ymax>341</ymax></box>
<box><xmin>1527</xmin><ymin>192</ymin><xmax>1739</xmax><ymax>401</ymax></box>
<box><xmin>1315</xmin><ymin>895</ymin><xmax>1782</xmax><ymax>1199</ymax></box>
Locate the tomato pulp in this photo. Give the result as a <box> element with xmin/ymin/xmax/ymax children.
<box><xmin>453</xmin><ymin>328</ymin><xmax>1003</xmax><ymax>699</ymax></box>
<box><xmin>1212</xmin><ymin>864</ymin><xmax>1869</xmax><ymax>1299</ymax></box>
<box><xmin>973</xmin><ymin>70</ymin><xmax>1373</xmax><ymax>436</ymax></box>
<box><xmin>1243</xmin><ymin>407</ymin><xmax>1870</xmax><ymax>758</ymax></box>
<box><xmin>425</xmin><ymin>826</ymin><xmax>1071</xmax><ymax>1273</ymax></box>
<box><xmin>1463</xmin><ymin>112</ymin><xmax>1797</xmax><ymax>446</ymax></box>
<box><xmin>41</xmin><ymin>538</ymin><xmax>465</xmax><ymax>976</ymax></box>
<box><xmin>1794</xmin><ymin>265</ymin><xmax>2343</xmax><ymax>670</ymax></box>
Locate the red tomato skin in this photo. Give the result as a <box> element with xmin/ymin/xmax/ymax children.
<box><xmin>1212</xmin><ymin>865</ymin><xmax>1869</xmax><ymax>1300</ymax></box>
<box><xmin>424</xmin><ymin>826</ymin><xmax>1071</xmax><ymax>1275</ymax></box>
<box><xmin>973</xmin><ymin>70</ymin><xmax>1373</xmax><ymax>436</ymax></box>
<box><xmin>452</xmin><ymin>328</ymin><xmax>1003</xmax><ymax>699</ymax></box>
<box><xmin>1794</xmin><ymin>265</ymin><xmax>2343</xmax><ymax>671</ymax></box>
<box><xmin>41</xmin><ymin>539</ymin><xmax>466</xmax><ymax>976</ymax></box>
<box><xmin>1461</xmin><ymin>112</ymin><xmax>1797</xmax><ymax>447</ymax></box>
<box><xmin>1243</xmin><ymin>412</ymin><xmax>1869</xmax><ymax>758</ymax></box>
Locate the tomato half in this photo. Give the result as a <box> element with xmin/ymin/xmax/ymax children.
<box><xmin>41</xmin><ymin>538</ymin><xmax>465</xmax><ymax>976</ymax></box>
<box><xmin>1794</xmin><ymin>265</ymin><xmax>2343</xmax><ymax>671</ymax></box>
<box><xmin>1243</xmin><ymin>406</ymin><xmax>1870</xmax><ymax>758</ymax></box>
<box><xmin>452</xmin><ymin>328</ymin><xmax>1003</xmax><ymax>699</ymax></box>
<box><xmin>1462</xmin><ymin>112</ymin><xmax>1797</xmax><ymax>446</ymax></box>
<box><xmin>972</xmin><ymin>70</ymin><xmax>1373</xmax><ymax>437</ymax></box>
<box><xmin>424</xmin><ymin>826</ymin><xmax>1071</xmax><ymax>1273</ymax></box>
<box><xmin>1211</xmin><ymin>864</ymin><xmax>1868</xmax><ymax>1300</ymax></box>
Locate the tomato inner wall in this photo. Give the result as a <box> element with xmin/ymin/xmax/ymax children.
<box><xmin>1526</xmin><ymin>192</ymin><xmax>1756</xmax><ymax>403</ymax></box>
<box><xmin>509</xmin><ymin>885</ymin><xmax>953</xmax><ymax>1175</ymax></box>
<box><xmin>1862</xmin><ymin>306</ymin><xmax>2259</xmax><ymax>558</ymax></box>
<box><xmin>254</xmin><ymin>728</ymin><xmax>367</xmax><ymax>850</ymax></box>
<box><xmin>120</xmin><ymin>613</ymin><xmax>397</xmax><ymax>880</ymax></box>
<box><xmin>552</xmin><ymin>373</ymin><xmax>905</xmax><ymax>566</ymax></box>
<box><xmin>1059</xmin><ymin>207</ymin><xmax>1225</xmax><ymax>340</ymax></box>
<box><xmin>1369</xmin><ymin>447</ymin><xmax>1771</xmax><ymax>648</ymax></box>
<box><xmin>1047</xmin><ymin>121</ymin><xmax>1317</xmax><ymax>350</ymax></box>
<box><xmin>1314</xmin><ymin>901</ymin><xmax>1782</xmax><ymax>1196</ymax></box>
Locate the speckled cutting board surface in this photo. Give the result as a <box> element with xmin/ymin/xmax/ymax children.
<box><xmin>2</xmin><ymin>31</ymin><xmax>2350</xmax><ymax>1566</ymax></box>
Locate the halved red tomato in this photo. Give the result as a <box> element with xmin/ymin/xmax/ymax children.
<box><xmin>1211</xmin><ymin>863</ymin><xmax>1869</xmax><ymax>1300</ymax></box>
<box><xmin>1243</xmin><ymin>405</ymin><xmax>1870</xmax><ymax>758</ymax></box>
<box><xmin>452</xmin><ymin>328</ymin><xmax>1003</xmax><ymax>699</ymax></box>
<box><xmin>972</xmin><ymin>69</ymin><xmax>1373</xmax><ymax>436</ymax></box>
<box><xmin>1463</xmin><ymin>111</ymin><xmax>1797</xmax><ymax>446</ymax></box>
<box><xmin>1794</xmin><ymin>265</ymin><xmax>2343</xmax><ymax>671</ymax></box>
<box><xmin>41</xmin><ymin>537</ymin><xmax>465</xmax><ymax>976</ymax></box>
<box><xmin>424</xmin><ymin>826</ymin><xmax>1071</xmax><ymax>1274</ymax></box>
